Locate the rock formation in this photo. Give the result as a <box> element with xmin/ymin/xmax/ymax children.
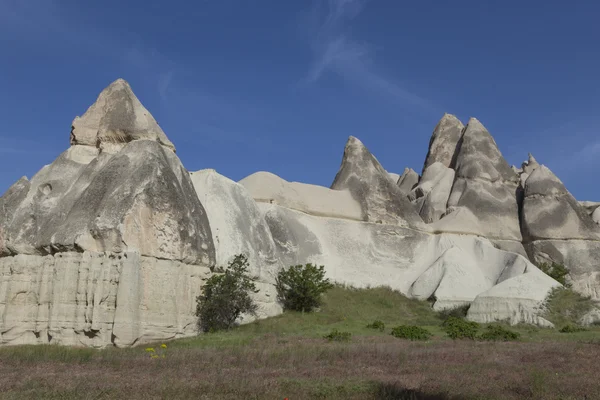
<box><xmin>1</xmin><ymin>79</ymin><xmax>598</xmax><ymax>347</ymax></box>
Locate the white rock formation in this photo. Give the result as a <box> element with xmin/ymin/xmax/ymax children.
<box><xmin>190</xmin><ymin>169</ymin><xmax>282</xmax><ymax>319</ymax></box>
<box><xmin>2</xmin><ymin>81</ymin><xmax>598</xmax><ymax>348</ymax></box>
<box><xmin>239</xmin><ymin>171</ymin><xmax>362</xmax><ymax>221</ymax></box>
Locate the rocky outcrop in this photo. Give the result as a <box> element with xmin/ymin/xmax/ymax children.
<box><xmin>71</xmin><ymin>79</ymin><xmax>175</xmax><ymax>153</ymax></box>
<box><xmin>409</xmin><ymin>162</ymin><xmax>455</xmax><ymax>223</ymax></box>
<box><xmin>331</xmin><ymin>137</ymin><xmax>424</xmax><ymax>228</ymax></box>
<box><xmin>445</xmin><ymin>118</ymin><xmax>522</xmax><ymax>241</ymax></box>
<box><xmin>0</xmin><ymin>80</ymin><xmax>214</xmax><ymax>347</ymax></box>
<box><xmin>422</xmin><ymin>113</ymin><xmax>464</xmax><ymax>171</ymax></box>
<box><xmin>3</xmin><ymin>78</ymin><xmax>599</xmax><ymax>346</ymax></box>
<box><xmin>190</xmin><ymin>169</ymin><xmax>282</xmax><ymax>320</ymax></box>
<box><xmin>521</xmin><ymin>164</ymin><xmax>600</xmax><ymax>299</ymax></box>
<box><xmin>397</xmin><ymin>168</ymin><xmax>419</xmax><ymax>194</ymax></box>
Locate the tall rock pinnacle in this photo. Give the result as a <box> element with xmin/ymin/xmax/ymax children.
<box><xmin>422</xmin><ymin>113</ymin><xmax>464</xmax><ymax>173</ymax></box>
<box><xmin>71</xmin><ymin>79</ymin><xmax>175</xmax><ymax>152</ymax></box>
<box><xmin>331</xmin><ymin>136</ymin><xmax>424</xmax><ymax>227</ymax></box>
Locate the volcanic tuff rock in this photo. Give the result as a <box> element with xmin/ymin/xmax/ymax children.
<box><xmin>446</xmin><ymin>118</ymin><xmax>522</xmax><ymax>241</ymax></box>
<box><xmin>0</xmin><ymin>80</ymin><xmax>214</xmax><ymax>347</ymax></box>
<box><xmin>421</xmin><ymin>113</ymin><xmax>464</xmax><ymax>171</ymax></box>
<box><xmin>71</xmin><ymin>79</ymin><xmax>175</xmax><ymax>153</ymax></box>
<box><xmin>397</xmin><ymin>168</ymin><xmax>419</xmax><ymax>194</ymax></box>
<box><xmin>1</xmin><ymin>79</ymin><xmax>598</xmax><ymax>348</ymax></box>
<box><xmin>521</xmin><ymin>164</ymin><xmax>600</xmax><ymax>299</ymax></box>
<box><xmin>330</xmin><ymin>136</ymin><xmax>425</xmax><ymax>228</ymax></box>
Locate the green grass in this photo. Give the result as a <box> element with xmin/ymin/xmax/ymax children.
<box><xmin>543</xmin><ymin>287</ymin><xmax>599</xmax><ymax>327</ymax></box>
<box><xmin>1</xmin><ymin>286</ymin><xmax>600</xmax><ymax>399</ymax></box>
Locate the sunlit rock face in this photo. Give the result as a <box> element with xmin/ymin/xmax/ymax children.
<box><xmin>1</xmin><ymin>80</ymin><xmax>598</xmax><ymax>347</ymax></box>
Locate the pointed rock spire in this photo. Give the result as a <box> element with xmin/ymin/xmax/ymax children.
<box><xmin>445</xmin><ymin>118</ymin><xmax>521</xmax><ymax>241</ymax></box>
<box><xmin>331</xmin><ymin>136</ymin><xmax>424</xmax><ymax>227</ymax></box>
<box><xmin>71</xmin><ymin>79</ymin><xmax>175</xmax><ymax>152</ymax></box>
<box><xmin>397</xmin><ymin>168</ymin><xmax>419</xmax><ymax>194</ymax></box>
<box><xmin>453</xmin><ymin>118</ymin><xmax>517</xmax><ymax>183</ymax></box>
<box><xmin>422</xmin><ymin>113</ymin><xmax>464</xmax><ymax>173</ymax></box>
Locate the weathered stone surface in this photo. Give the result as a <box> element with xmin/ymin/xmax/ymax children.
<box><xmin>0</xmin><ymin>251</ymin><xmax>210</xmax><ymax>347</ymax></box>
<box><xmin>467</xmin><ymin>268</ymin><xmax>559</xmax><ymax>327</ymax></box>
<box><xmin>190</xmin><ymin>169</ymin><xmax>282</xmax><ymax>319</ymax></box>
<box><xmin>387</xmin><ymin>172</ymin><xmax>400</xmax><ymax>183</ymax></box>
<box><xmin>1</xmin><ymin>141</ymin><xmax>214</xmax><ymax>265</ymax></box>
<box><xmin>594</xmin><ymin>208</ymin><xmax>600</xmax><ymax>224</ymax></box>
<box><xmin>409</xmin><ymin>162</ymin><xmax>455</xmax><ymax>223</ymax></box>
<box><xmin>522</xmin><ymin>165</ymin><xmax>600</xmax><ymax>241</ymax></box>
<box><xmin>525</xmin><ymin>240</ymin><xmax>600</xmax><ymax>299</ymax></box>
<box><xmin>331</xmin><ymin>136</ymin><xmax>425</xmax><ymax>228</ymax></box>
<box><xmin>446</xmin><ymin>118</ymin><xmax>521</xmax><ymax>241</ymax></box>
<box><xmin>422</xmin><ymin>113</ymin><xmax>464</xmax><ymax>171</ymax></box>
<box><xmin>580</xmin><ymin>307</ymin><xmax>600</xmax><ymax>327</ymax></box>
<box><xmin>397</xmin><ymin>168</ymin><xmax>419</xmax><ymax>194</ymax></box>
<box><xmin>71</xmin><ymin>79</ymin><xmax>175</xmax><ymax>152</ymax></box>
<box><xmin>240</xmin><ymin>171</ymin><xmax>362</xmax><ymax>221</ymax></box>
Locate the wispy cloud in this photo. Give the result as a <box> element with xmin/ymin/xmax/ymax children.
<box><xmin>574</xmin><ymin>140</ymin><xmax>600</xmax><ymax>164</ymax></box>
<box><xmin>305</xmin><ymin>0</ymin><xmax>434</xmax><ymax>111</ymax></box>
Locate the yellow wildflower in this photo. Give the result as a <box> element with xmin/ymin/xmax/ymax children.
<box><xmin>145</xmin><ymin>348</ymin><xmax>155</xmax><ymax>353</ymax></box>
<box><xmin>151</xmin><ymin>354</ymin><xmax>159</xmax><ymax>359</ymax></box>
<box><xmin>161</xmin><ymin>344</ymin><xmax>167</xmax><ymax>349</ymax></box>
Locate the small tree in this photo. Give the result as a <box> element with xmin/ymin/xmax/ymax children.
<box><xmin>276</xmin><ymin>263</ymin><xmax>333</xmax><ymax>312</ymax></box>
<box><xmin>537</xmin><ymin>262</ymin><xmax>570</xmax><ymax>287</ymax></box>
<box><xmin>196</xmin><ymin>254</ymin><xmax>258</xmax><ymax>332</ymax></box>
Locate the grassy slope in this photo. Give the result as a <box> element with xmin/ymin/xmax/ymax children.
<box><xmin>0</xmin><ymin>286</ymin><xmax>599</xmax><ymax>400</ymax></box>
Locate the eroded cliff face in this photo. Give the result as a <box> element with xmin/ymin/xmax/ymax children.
<box><xmin>0</xmin><ymin>252</ymin><xmax>210</xmax><ymax>347</ymax></box>
<box><xmin>1</xmin><ymin>79</ymin><xmax>598</xmax><ymax>347</ymax></box>
<box><xmin>0</xmin><ymin>79</ymin><xmax>216</xmax><ymax>347</ymax></box>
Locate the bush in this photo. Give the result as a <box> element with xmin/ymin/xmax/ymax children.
<box><xmin>276</xmin><ymin>263</ymin><xmax>334</xmax><ymax>312</ymax></box>
<box><xmin>559</xmin><ymin>324</ymin><xmax>587</xmax><ymax>333</ymax></box>
<box><xmin>443</xmin><ymin>317</ymin><xmax>479</xmax><ymax>340</ymax></box>
<box><xmin>366</xmin><ymin>320</ymin><xmax>385</xmax><ymax>332</ymax></box>
<box><xmin>390</xmin><ymin>325</ymin><xmax>432</xmax><ymax>341</ymax></box>
<box><xmin>437</xmin><ymin>304</ymin><xmax>470</xmax><ymax>320</ymax></box>
<box><xmin>323</xmin><ymin>329</ymin><xmax>351</xmax><ymax>342</ymax></box>
<box><xmin>537</xmin><ymin>262</ymin><xmax>570</xmax><ymax>287</ymax></box>
<box><xmin>479</xmin><ymin>325</ymin><xmax>521</xmax><ymax>341</ymax></box>
<box><xmin>543</xmin><ymin>287</ymin><xmax>596</xmax><ymax>327</ymax></box>
<box><xmin>195</xmin><ymin>254</ymin><xmax>258</xmax><ymax>332</ymax></box>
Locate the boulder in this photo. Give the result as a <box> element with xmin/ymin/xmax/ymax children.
<box><xmin>446</xmin><ymin>118</ymin><xmax>521</xmax><ymax>241</ymax></box>
<box><xmin>467</xmin><ymin>268</ymin><xmax>559</xmax><ymax>327</ymax></box>
<box><xmin>71</xmin><ymin>79</ymin><xmax>175</xmax><ymax>153</ymax></box>
<box><xmin>421</xmin><ymin>113</ymin><xmax>464</xmax><ymax>171</ymax></box>
<box><xmin>331</xmin><ymin>136</ymin><xmax>425</xmax><ymax>228</ymax></box>
<box><xmin>397</xmin><ymin>168</ymin><xmax>419</xmax><ymax>194</ymax></box>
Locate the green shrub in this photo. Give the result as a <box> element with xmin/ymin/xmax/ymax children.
<box><xmin>437</xmin><ymin>304</ymin><xmax>470</xmax><ymax>320</ymax></box>
<box><xmin>366</xmin><ymin>320</ymin><xmax>385</xmax><ymax>332</ymax></box>
<box><xmin>276</xmin><ymin>263</ymin><xmax>334</xmax><ymax>312</ymax></box>
<box><xmin>195</xmin><ymin>254</ymin><xmax>258</xmax><ymax>332</ymax></box>
<box><xmin>559</xmin><ymin>324</ymin><xmax>587</xmax><ymax>333</ymax></box>
<box><xmin>537</xmin><ymin>262</ymin><xmax>570</xmax><ymax>287</ymax></box>
<box><xmin>443</xmin><ymin>317</ymin><xmax>479</xmax><ymax>340</ymax></box>
<box><xmin>479</xmin><ymin>325</ymin><xmax>521</xmax><ymax>341</ymax></box>
<box><xmin>543</xmin><ymin>287</ymin><xmax>596</xmax><ymax>327</ymax></box>
<box><xmin>390</xmin><ymin>325</ymin><xmax>432</xmax><ymax>341</ymax></box>
<box><xmin>323</xmin><ymin>329</ymin><xmax>351</xmax><ymax>342</ymax></box>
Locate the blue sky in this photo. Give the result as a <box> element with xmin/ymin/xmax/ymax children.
<box><xmin>1</xmin><ymin>0</ymin><xmax>599</xmax><ymax>200</ymax></box>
